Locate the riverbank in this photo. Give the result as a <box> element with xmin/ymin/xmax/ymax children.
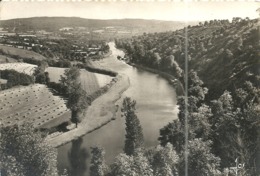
<box><xmin>128</xmin><ymin>62</ymin><xmax>184</xmax><ymax>96</ymax></box>
<box><xmin>46</xmin><ymin>74</ymin><xmax>130</xmax><ymax>147</ymax></box>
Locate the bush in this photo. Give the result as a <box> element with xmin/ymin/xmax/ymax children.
<box><xmin>0</xmin><ymin>69</ymin><xmax>34</xmax><ymax>89</ymax></box>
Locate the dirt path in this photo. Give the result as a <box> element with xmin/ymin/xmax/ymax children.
<box><xmin>46</xmin><ymin>74</ymin><xmax>130</xmax><ymax>147</ymax></box>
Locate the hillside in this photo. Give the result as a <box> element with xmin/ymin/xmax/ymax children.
<box><xmin>116</xmin><ymin>17</ymin><xmax>259</xmax><ymax>175</ymax></box>
<box><xmin>116</xmin><ymin>18</ymin><xmax>259</xmax><ymax>100</ymax></box>
<box><xmin>0</xmin><ymin>17</ymin><xmax>188</xmax><ymax>34</ymax></box>
<box><xmin>0</xmin><ymin>45</ymin><xmax>47</xmax><ymax>61</ymax></box>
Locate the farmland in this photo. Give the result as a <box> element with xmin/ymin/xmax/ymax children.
<box><xmin>0</xmin><ymin>63</ymin><xmax>37</xmax><ymax>75</ymax></box>
<box><xmin>0</xmin><ymin>84</ymin><xmax>71</xmax><ymax>129</ymax></box>
<box><xmin>46</xmin><ymin>67</ymin><xmax>113</xmax><ymax>95</ymax></box>
<box><xmin>0</xmin><ymin>55</ymin><xmax>17</xmax><ymax>63</ymax></box>
<box><xmin>0</xmin><ymin>45</ymin><xmax>47</xmax><ymax>61</ymax></box>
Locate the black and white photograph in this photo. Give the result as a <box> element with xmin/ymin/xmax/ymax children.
<box><xmin>0</xmin><ymin>1</ymin><xmax>259</xmax><ymax>176</ymax></box>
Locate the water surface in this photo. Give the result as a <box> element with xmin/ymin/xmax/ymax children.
<box><xmin>57</xmin><ymin>42</ymin><xmax>178</xmax><ymax>176</ymax></box>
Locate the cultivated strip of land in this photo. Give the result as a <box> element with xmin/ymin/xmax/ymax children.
<box><xmin>0</xmin><ymin>84</ymin><xmax>71</xmax><ymax>128</ymax></box>
<box><xmin>46</xmin><ymin>74</ymin><xmax>129</xmax><ymax>147</ymax></box>
<box><xmin>0</xmin><ymin>63</ymin><xmax>37</xmax><ymax>75</ymax></box>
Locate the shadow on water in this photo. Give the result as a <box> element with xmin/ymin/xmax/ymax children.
<box><xmin>68</xmin><ymin>137</ymin><xmax>90</xmax><ymax>176</ymax></box>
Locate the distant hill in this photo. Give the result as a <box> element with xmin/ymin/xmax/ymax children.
<box><xmin>0</xmin><ymin>17</ymin><xmax>190</xmax><ymax>34</ymax></box>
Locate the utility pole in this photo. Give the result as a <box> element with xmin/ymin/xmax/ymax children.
<box><xmin>235</xmin><ymin>158</ymin><xmax>238</xmax><ymax>176</ymax></box>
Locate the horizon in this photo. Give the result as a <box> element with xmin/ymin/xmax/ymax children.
<box><xmin>0</xmin><ymin>16</ymin><xmax>201</xmax><ymax>22</ymax></box>
<box><xmin>0</xmin><ymin>15</ymin><xmax>258</xmax><ymax>23</ymax></box>
<box><xmin>0</xmin><ymin>1</ymin><xmax>259</xmax><ymax>21</ymax></box>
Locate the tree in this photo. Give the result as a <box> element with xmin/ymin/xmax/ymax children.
<box><xmin>210</xmin><ymin>91</ymin><xmax>259</xmax><ymax>174</ymax></box>
<box><xmin>158</xmin><ymin>120</ymin><xmax>185</xmax><ymax>153</ymax></box>
<box><xmin>90</xmin><ymin>147</ymin><xmax>107</xmax><ymax>176</ymax></box>
<box><xmin>121</xmin><ymin>97</ymin><xmax>144</xmax><ymax>156</ymax></box>
<box><xmin>109</xmin><ymin>151</ymin><xmax>153</xmax><ymax>176</ymax></box>
<box><xmin>34</xmin><ymin>61</ymin><xmax>49</xmax><ymax>84</ymax></box>
<box><xmin>179</xmin><ymin>139</ymin><xmax>221</xmax><ymax>176</ymax></box>
<box><xmin>0</xmin><ymin>124</ymin><xmax>58</xmax><ymax>176</ymax></box>
<box><xmin>109</xmin><ymin>154</ymin><xmax>135</xmax><ymax>176</ymax></box>
<box><xmin>160</xmin><ymin>55</ymin><xmax>174</xmax><ymax>72</ymax></box>
<box><xmin>171</xmin><ymin>60</ymin><xmax>183</xmax><ymax>78</ymax></box>
<box><xmin>60</xmin><ymin>66</ymin><xmax>81</xmax><ymax>94</ymax></box>
<box><xmin>60</xmin><ymin>67</ymin><xmax>90</xmax><ymax>127</ymax></box>
<box><xmin>148</xmin><ymin>143</ymin><xmax>179</xmax><ymax>176</ymax></box>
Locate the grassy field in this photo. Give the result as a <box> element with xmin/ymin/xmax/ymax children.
<box><xmin>45</xmin><ymin>67</ymin><xmax>65</xmax><ymax>83</ymax></box>
<box><xmin>0</xmin><ymin>55</ymin><xmax>17</xmax><ymax>63</ymax></box>
<box><xmin>0</xmin><ymin>45</ymin><xmax>47</xmax><ymax>60</ymax></box>
<box><xmin>0</xmin><ymin>84</ymin><xmax>71</xmax><ymax>129</ymax></box>
<box><xmin>46</xmin><ymin>67</ymin><xmax>113</xmax><ymax>95</ymax></box>
<box><xmin>0</xmin><ymin>63</ymin><xmax>37</xmax><ymax>75</ymax></box>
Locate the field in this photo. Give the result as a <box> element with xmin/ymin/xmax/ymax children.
<box><xmin>45</xmin><ymin>67</ymin><xmax>65</xmax><ymax>82</ymax></box>
<box><xmin>46</xmin><ymin>67</ymin><xmax>113</xmax><ymax>95</ymax></box>
<box><xmin>0</xmin><ymin>55</ymin><xmax>17</xmax><ymax>63</ymax></box>
<box><xmin>0</xmin><ymin>84</ymin><xmax>71</xmax><ymax>129</ymax></box>
<box><xmin>0</xmin><ymin>45</ymin><xmax>47</xmax><ymax>60</ymax></box>
<box><xmin>0</xmin><ymin>78</ymin><xmax>7</xmax><ymax>84</ymax></box>
<box><xmin>0</xmin><ymin>63</ymin><xmax>37</xmax><ymax>75</ymax></box>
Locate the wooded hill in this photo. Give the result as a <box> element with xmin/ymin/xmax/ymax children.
<box><xmin>116</xmin><ymin>18</ymin><xmax>259</xmax><ymax>100</ymax></box>
<box><xmin>116</xmin><ymin>18</ymin><xmax>260</xmax><ymax>175</ymax></box>
<box><xmin>0</xmin><ymin>17</ymin><xmax>187</xmax><ymax>34</ymax></box>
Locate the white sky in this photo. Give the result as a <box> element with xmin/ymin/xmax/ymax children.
<box><xmin>0</xmin><ymin>1</ymin><xmax>259</xmax><ymax>21</ymax></box>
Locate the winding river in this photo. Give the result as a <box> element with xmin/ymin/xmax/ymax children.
<box><xmin>57</xmin><ymin>42</ymin><xmax>178</xmax><ymax>176</ymax></box>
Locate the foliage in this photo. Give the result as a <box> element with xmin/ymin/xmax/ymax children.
<box><xmin>60</xmin><ymin>67</ymin><xmax>90</xmax><ymax>126</ymax></box>
<box><xmin>178</xmin><ymin>139</ymin><xmax>221</xmax><ymax>176</ymax></box>
<box><xmin>158</xmin><ymin>120</ymin><xmax>185</xmax><ymax>153</ymax></box>
<box><xmin>147</xmin><ymin>143</ymin><xmax>179</xmax><ymax>176</ymax></box>
<box><xmin>116</xmin><ymin>18</ymin><xmax>259</xmax><ymax>100</ymax></box>
<box><xmin>209</xmin><ymin>91</ymin><xmax>259</xmax><ymax>174</ymax></box>
<box><xmin>0</xmin><ymin>69</ymin><xmax>34</xmax><ymax>89</ymax></box>
<box><xmin>121</xmin><ymin>97</ymin><xmax>144</xmax><ymax>156</ymax></box>
<box><xmin>34</xmin><ymin>61</ymin><xmax>50</xmax><ymax>84</ymax></box>
<box><xmin>0</xmin><ymin>123</ymin><xmax>58</xmax><ymax>176</ymax></box>
<box><xmin>90</xmin><ymin>147</ymin><xmax>106</xmax><ymax>176</ymax></box>
<box><xmin>109</xmin><ymin>150</ymin><xmax>153</xmax><ymax>176</ymax></box>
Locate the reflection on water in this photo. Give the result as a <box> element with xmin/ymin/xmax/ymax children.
<box><xmin>57</xmin><ymin>42</ymin><xmax>178</xmax><ymax>176</ymax></box>
<box><xmin>68</xmin><ymin>138</ymin><xmax>89</xmax><ymax>176</ymax></box>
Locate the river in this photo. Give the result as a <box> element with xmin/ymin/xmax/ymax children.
<box><xmin>57</xmin><ymin>42</ymin><xmax>178</xmax><ymax>176</ymax></box>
